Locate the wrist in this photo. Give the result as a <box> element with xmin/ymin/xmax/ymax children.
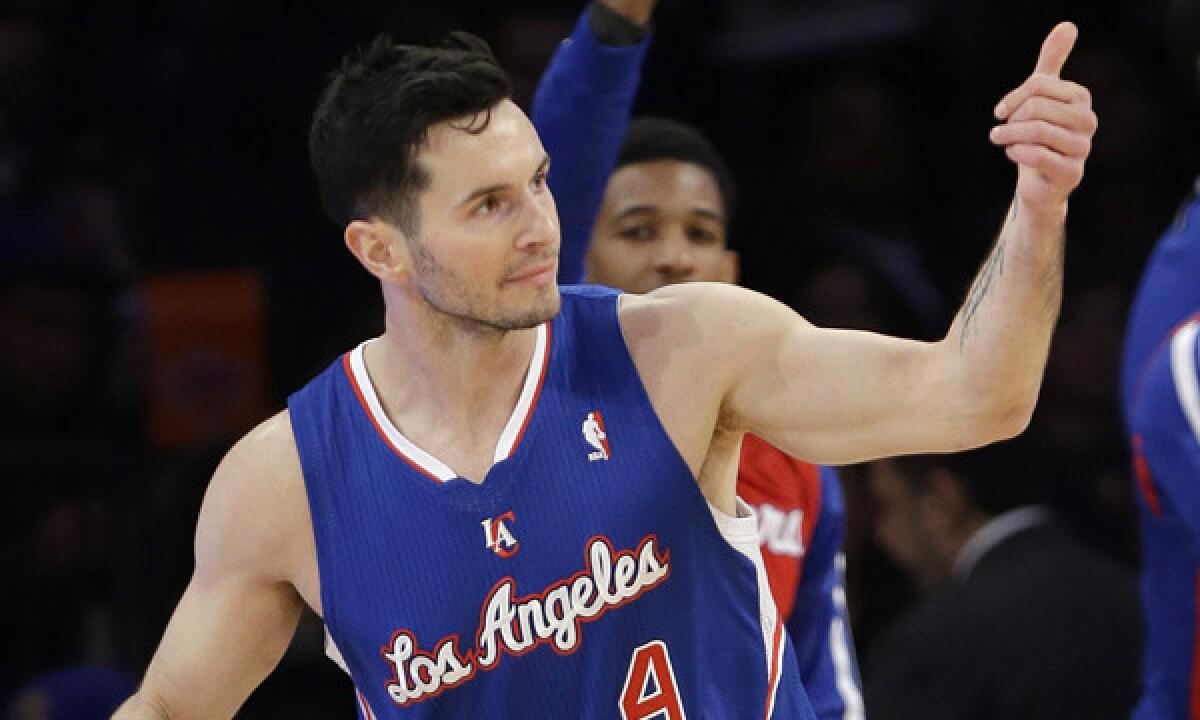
<box><xmin>1013</xmin><ymin>196</ymin><xmax>1068</xmax><ymax>229</ymax></box>
<box><xmin>589</xmin><ymin>1</ymin><xmax>651</xmax><ymax>45</ymax></box>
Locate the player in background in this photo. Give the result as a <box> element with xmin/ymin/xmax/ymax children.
<box><xmin>1119</xmin><ymin>1</ymin><xmax>1200</xmax><ymax>715</ymax></box>
<box><xmin>531</xmin><ymin>4</ymin><xmax>863</xmax><ymax>717</ymax></box>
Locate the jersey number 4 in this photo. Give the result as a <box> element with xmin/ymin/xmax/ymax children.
<box><xmin>620</xmin><ymin>640</ymin><xmax>686</xmax><ymax>720</ymax></box>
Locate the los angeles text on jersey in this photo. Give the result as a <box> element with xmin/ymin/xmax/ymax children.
<box><xmin>379</xmin><ymin>534</ymin><xmax>672</xmax><ymax>707</ymax></box>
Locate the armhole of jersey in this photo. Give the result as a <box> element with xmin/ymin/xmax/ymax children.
<box><xmin>708</xmin><ymin>498</ymin><xmax>785</xmax><ymax>694</ymax></box>
<box><xmin>325</xmin><ymin>626</ymin><xmax>350</xmax><ymax>675</ymax></box>
<box><xmin>1169</xmin><ymin>321</ymin><xmax>1200</xmax><ymax>444</ymax></box>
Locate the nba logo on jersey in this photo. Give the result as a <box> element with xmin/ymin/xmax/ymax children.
<box><xmin>583</xmin><ymin>411</ymin><xmax>611</xmax><ymax>461</ymax></box>
<box><xmin>482</xmin><ymin>511</ymin><xmax>518</xmax><ymax>557</ymax></box>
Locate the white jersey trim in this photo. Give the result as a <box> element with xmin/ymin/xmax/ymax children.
<box><xmin>348</xmin><ymin>322</ymin><xmax>548</xmax><ymax>482</ymax></box>
<box><xmin>494</xmin><ymin>321</ymin><xmax>550</xmax><ymax>462</ymax></box>
<box><xmin>830</xmin><ymin>554</ymin><xmax>865</xmax><ymax>720</ymax></box>
<box><xmin>707</xmin><ymin>497</ymin><xmax>785</xmax><ymax>714</ymax></box>
<box><xmin>1170</xmin><ymin>320</ymin><xmax>1200</xmax><ymax>445</ymax></box>
<box><xmin>325</xmin><ymin>627</ymin><xmax>351</xmax><ymax>675</ymax></box>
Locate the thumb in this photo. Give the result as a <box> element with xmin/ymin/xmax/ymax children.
<box><xmin>1034</xmin><ymin>21</ymin><xmax>1079</xmax><ymax>77</ymax></box>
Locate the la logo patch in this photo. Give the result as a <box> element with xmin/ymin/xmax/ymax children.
<box><xmin>482</xmin><ymin>511</ymin><xmax>518</xmax><ymax>558</ymax></box>
<box><xmin>583</xmin><ymin>411</ymin><xmax>611</xmax><ymax>462</ymax></box>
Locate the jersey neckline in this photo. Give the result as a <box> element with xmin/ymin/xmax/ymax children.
<box><xmin>342</xmin><ymin>322</ymin><xmax>552</xmax><ymax>483</ymax></box>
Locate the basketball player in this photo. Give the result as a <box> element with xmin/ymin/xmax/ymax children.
<box><xmin>531</xmin><ymin>4</ymin><xmax>862</xmax><ymax>716</ymax></box>
<box><xmin>1119</xmin><ymin>2</ymin><xmax>1200</xmax><ymax>714</ymax></box>
<box><xmin>115</xmin><ymin>21</ymin><xmax>1095</xmax><ymax>718</ymax></box>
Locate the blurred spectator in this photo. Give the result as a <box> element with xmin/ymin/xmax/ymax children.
<box><xmin>783</xmin><ymin>72</ymin><xmax>948</xmax><ymax>339</ymax></box>
<box><xmin>6</xmin><ymin>666</ymin><xmax>136</xmax><ymax>720</ymax></box>
<box><xmin>0</xmin><ymin>214</ymin><xmax>135</xmax><ymax>701</ymax></box>
<box><xmin>865</xmin><ymin>441</ymin><xmax>1142</xmax><ymax>719</ymax></box>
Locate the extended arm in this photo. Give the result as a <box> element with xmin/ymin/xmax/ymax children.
<box><xmin>113</xmin><ymin>416</ymin><xmax>310</xmax><ymax>719</ymax></box>
<box><xmin>531</xmin><ymin>0</ymin><xmax>654</xmax><ymax>284</ymax></box>
<box><xmin>621</xmin><ymin>24</ymin><xmax>1094</xmax><ymax>469</ymax></box>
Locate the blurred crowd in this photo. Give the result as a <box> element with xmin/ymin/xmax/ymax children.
<box><xmin>2</xmin><ymin>0</ymin><xmax>1197</xmax><ymax>716</ymax></box>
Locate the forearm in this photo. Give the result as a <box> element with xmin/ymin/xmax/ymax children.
<box><xmin>112</xmin><ymin>693</ymin><xmax>173</xmax><ymax>719</ymax></box>
<box><xmin>943</xmin><ymin>197</ymin><xmax>1065</xmax><ymax>429</ymax></box>
<box><xmin>112</xmin><ymin>691</ymin><xmax>177</xmax><ymax>720</ymax></box>
<box><xmin>533</xmin><ymin>4</ymin><xmax>650</xmax><ymax>284</ymax></box>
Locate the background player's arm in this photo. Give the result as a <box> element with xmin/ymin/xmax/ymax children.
<box><xmin>114</xmin><ymin>415</ymin><xmax>309</xmax><ymax>719</ymax></box>
<box><xmin>532</xmin><ymin>0</ymin><xmax>654</xmax><ymax>284</ymax></box>
<box><xmin>624</xmin><ymin>23</ymin><xmax>1093</xmax><ymax>467</ymax></box>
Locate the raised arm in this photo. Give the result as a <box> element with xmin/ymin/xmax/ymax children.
<box><xmin>531</xmin><ymin>0</ymin><xmax>654</xmax><ymax>284</ymax></box>
<box><xmin>114</xmin><ymin>415</ymin><xmax>311</xmax><ymax>719</ymax></box>
<box><xmin>745</xmin><ymin>25</ymin><xmax>1090</xmax><ymax>461</ymax></box>
<box><xmin>622</xmin><ymin>23</ymin><xmax>1094</xmax><ymax>470</ymax></box>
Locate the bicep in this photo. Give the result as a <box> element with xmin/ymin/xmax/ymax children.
<box><xmin>725</xmin><ymin>293</ymin><xmax>960</xmax><ymax>464</ymax></box>
<box><xmin>136</xmin><ymin>416</ymin><xmax>309</xmax><ymax>718</ymax></box>
<box><xmin>139</xmin><ymin>566</ymin><xmax>304</xmax><ymax>719</ymax></box>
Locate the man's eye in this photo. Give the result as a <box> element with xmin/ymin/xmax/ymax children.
<box><xmin>618</xmin><ymin>225</ymin><xmax>655</xmax><ymax>241</ymax></box>
<box><xmin>532</xmin><ymin>170</ymin><xmax>549</xmax><ymax>190</ymax></box>
<box><xmin>475</xmin><ymin>196</ymin><xmax>500</xmax><ymax>216</ymax></box>
<box><xmin>688</xmin><ymin>226</ymin><xmax>719</xmax><ymax>245</ymax></box>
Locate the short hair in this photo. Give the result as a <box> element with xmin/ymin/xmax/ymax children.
<box><xmin>616</xmin><ymin>117</ymin><xmax>736</xmax><ymax>222</ymax></box>
<box><xmin>308</xmin><ymin>32</ymin><xmax>512</xmax><ymax>233</ymax></box>
<box><xmin>890</xmin><ymin>438</ymin><xmax>1047</xmax><ymax>518</ymax></box>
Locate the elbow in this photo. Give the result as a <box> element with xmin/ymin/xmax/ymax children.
<box><xmin>992</xmin><ymin>401</ymin><xmax>1035</xmax><ymax>440</ymax></box>
<box><xmin>977</xmin><ymin>393</ymin><xmax>1037</xmax><ymax>444</ymax></box>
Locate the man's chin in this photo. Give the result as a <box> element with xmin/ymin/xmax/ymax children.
<box><xmin>484</xmin><ymin>288</ymin><xmax>561</xmax><ymax>331</ymax></box>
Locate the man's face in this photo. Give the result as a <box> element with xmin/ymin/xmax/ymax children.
<box><xmin>398</xmin><ymin>99</ymin><xmax>561</xmax><ymax>332</ymax></box>
<box><xmin>868</xmin><ymin>460</ymin><xmax>947</xmax><ymax>593</ymax></box>
<box><xmin>587</xmin><ymin>160</ymin><xmax>736</xmax><ymax>294</ymax></box>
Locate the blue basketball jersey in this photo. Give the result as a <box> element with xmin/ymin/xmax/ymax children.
<box><xmin>1128</xmin><ymin>318</ymin><xmax>1200</xmax><ymax>720</ymax></box>
<box><xmin>288</xmin><ymin>285</ymin><xmax>815</xmax><ymax>719</ymax></box>
<box><xmin>1122</xmin><ymin>181</ymin><xmax>1200</xmax><ymax>719</ymax></box>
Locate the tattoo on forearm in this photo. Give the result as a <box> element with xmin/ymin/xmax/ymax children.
<box><xmin>959</xmin><ymin>234</ymin><xmax>1007</xmax><ymax>351</ymax></box>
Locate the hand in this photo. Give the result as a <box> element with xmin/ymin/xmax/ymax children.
<box><xmin>990</xmin><ymin>22</ymin><xmax>1097</xmax><ymax>219</ymax></box>
<box><xmin>599</xmin><ymin>0</ymin><xmax>658</xmax><ymax>27</ymax></box>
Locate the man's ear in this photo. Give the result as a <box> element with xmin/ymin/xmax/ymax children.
<box><xmin>344</xmin><ymin>219</ymin><xmax>410</xmax><ymax>281</ymax></box>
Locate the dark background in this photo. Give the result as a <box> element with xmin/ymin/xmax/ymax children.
<box><xmin>2</xmin><ymin>0</ymin><xmax>1196</xmax><ymax>715</ymax></box>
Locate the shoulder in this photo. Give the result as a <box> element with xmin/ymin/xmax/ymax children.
<box><xmin>193</xmin><ymin>411</ymin><xmax>309</xmax><ymax>583</ymax></box>
<box><xmin>617</xmin><ymin>282</ymin><xmax>798</xmax><ymax>357</ymax></box>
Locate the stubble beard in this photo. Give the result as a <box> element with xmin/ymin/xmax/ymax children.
<box><xmin>407</xmin><ymin>235</ymin><xmax>560</xmax><ymax>337</ymax></box>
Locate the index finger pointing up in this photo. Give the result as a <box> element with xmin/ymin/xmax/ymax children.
<box><xmin>1034</xmin><ymin>21</ymin><xmax>1079</xmax><ymax>78</ymax></box>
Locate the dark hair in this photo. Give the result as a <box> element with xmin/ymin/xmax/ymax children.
<box><xmin>308</xmin><ymin>32</ymin><xmax>512</xmax><ymax>232</ymax></box>
<box><xmin>890</xmin><ymin>437</ymin><xmax>1047</xmax><ymax>517</ymax></box>
<box><xmin>616</xmin><ymin>117</ymin><xmax>736</xmax><ymax>222</ymax></box>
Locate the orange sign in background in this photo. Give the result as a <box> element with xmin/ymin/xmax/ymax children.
<box><xmin>141</xmin><ymin>271</ymin><xmax>268</xmax><ymax>451</ymax></box>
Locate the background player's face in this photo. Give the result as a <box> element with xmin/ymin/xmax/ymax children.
<box><xmin>401</xmin><ymin>99</ymin><xmax>561</xmax><ymax>331</ymax></box>
<box><xmin>587</xmin><ymin>160</ymin><xmax>737</xmax><ymax>294</ymax></box>
<box><xmin>868</xmin><ymin>460</ymin><xmax>954</xmax><ymax>593</ymax></box>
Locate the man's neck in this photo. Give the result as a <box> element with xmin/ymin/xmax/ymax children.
<box><xmin>362</xmin><ymin>300</ymin><xmax>542</xmax><ymax>481</ymax></box>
